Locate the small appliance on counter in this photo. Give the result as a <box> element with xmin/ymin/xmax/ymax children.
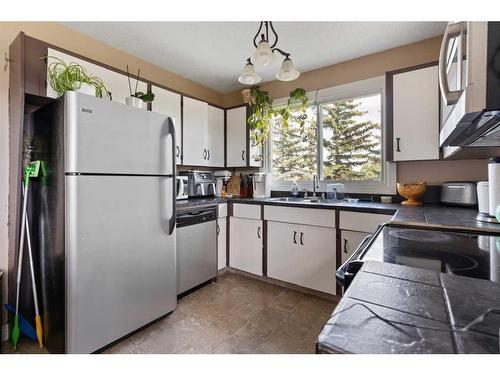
<box><xmin>180</xmin><ymin>170</ymin><xmax>215</xmax><ymax>197</ymax></box>
<box><xmin>488</xmin><ymin>158</ymin><xmax>500</xmax><ymax>223</ymax></box>
<box><xmin>214</xmin><ymin>170</ymin><xmax>231</xmax><ymax>197</ymax></box>
<box><xmin>252</xmin><ymin>172</ymin><xmax>271</xmax><ymax>198</ymax></box>
<box><xmin>176</xmin><ymin>176</ymin><xmax>188</xmax><ymax>200</ymax></box>
<box><xmin>440</xmin><ymin>181</ymin><xmax>477</xmax><ymax>206</ymax></box>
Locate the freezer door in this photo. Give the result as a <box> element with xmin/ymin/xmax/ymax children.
<box><xmin>65</xmin><ymin>175</ymin><xmax>176</xmax><ymax>354</ymax></box>
<box><xmin>65</xmin><ymin>91</ymin><xmax>175</xmax><ymax>175</ymax></box>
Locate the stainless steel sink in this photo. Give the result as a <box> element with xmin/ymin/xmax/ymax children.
<box><xmin>267</xmin><ymin>197</ymin><xmax>344</xmax><ymax>204</ymax></box>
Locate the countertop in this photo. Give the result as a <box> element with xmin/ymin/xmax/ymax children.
<box><xmin>176</xmin><ymin>197</ymin><xmax>500</xmax><ymax>232</ymax></box>
<box><xmin>317</xmin><ymin>261</ymin><xmax>500</xmax><ymax>354</ymax></box>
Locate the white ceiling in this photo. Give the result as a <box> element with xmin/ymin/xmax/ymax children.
<box><xmin>62</xmin><ymin>22</ymin><xmax>447</xmax><ymax>93</ymax></box>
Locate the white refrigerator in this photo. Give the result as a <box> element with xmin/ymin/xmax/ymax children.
<box><xmin>32</xmin><ymin>91</ymin><xmax>177</xmax><ymax>353</ymax></box>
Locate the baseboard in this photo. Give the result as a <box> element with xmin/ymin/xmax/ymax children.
<box><xmin>1</xmin><ymin>323</ymin><xmax>9</xmax><ymax>342</ymax></box>
<box><xmin>224</xmin><ymin>267</ymin><xmax>341</xmax><ymax>302</ymax></box>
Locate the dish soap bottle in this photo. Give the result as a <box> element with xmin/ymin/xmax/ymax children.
<box><xmin>291</xmin><ymin>181</ymin><xmax>299</xmax><ymax>197</ymax></box>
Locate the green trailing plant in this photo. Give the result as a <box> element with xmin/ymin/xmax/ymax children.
<box><xmin>247</xmin><ymin>86</ymin><xmax>274</xmax><ymax>145</ymax></box>
<box><xmin>126</xmin><ymin>65</ymin><xmax>155</xmax><ymax>103</ymax></box>
<box><xmin>247</xmin><ymin>86</ymin><xmax>309</xmax><ymax>145</ymax></box>
<box><xmin>46</xmin><ymin>57</ymin><xmax>108</xmax><ymax>98</ymax></box>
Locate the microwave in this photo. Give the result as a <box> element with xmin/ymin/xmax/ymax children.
<box><xmin>439</xmin><ymin>22</ymin><xmax>500</xmax><ymax>158</ymax></box>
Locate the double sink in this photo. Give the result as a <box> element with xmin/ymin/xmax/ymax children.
<box><xmin>267</xmin><ymin>197</ymin><xmax>347</xmax><ymax>204</ymax></box>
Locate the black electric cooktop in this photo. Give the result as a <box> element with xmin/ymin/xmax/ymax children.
<box><xmin>361</xmin><ymin>226</ymin><xmax>500</xmax><ymax>282</ymax></box>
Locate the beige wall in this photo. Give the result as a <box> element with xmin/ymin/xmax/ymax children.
<box><xmin>397</xmin><ymin>159</ymin><xmax>489</xmax><ymax>185</ymax></box>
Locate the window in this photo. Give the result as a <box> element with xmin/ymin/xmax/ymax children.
<box><xmin>268</xmin><ymin>76</ymin><xmax>396</xmax><ymax>194</ymax></box>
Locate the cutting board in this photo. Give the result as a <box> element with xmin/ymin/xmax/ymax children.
<box><xmin>227</xmin><ymin>175</ymin><xmax>241</xmax><ymax>196</ymax></box>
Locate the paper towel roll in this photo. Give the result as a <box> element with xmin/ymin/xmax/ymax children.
<box><xmin>488</xmin><ymin>159</ymin><xmax>500</xmax><ymax>217</ymax></box>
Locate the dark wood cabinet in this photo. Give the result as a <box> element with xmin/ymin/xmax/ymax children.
<box><xmin>24</xmin><ymin>36</ymin><xmax>48</xmax><ymax>97</ymax></box>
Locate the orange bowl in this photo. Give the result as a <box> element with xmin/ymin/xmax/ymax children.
<box><xmin>397</xmin><ymin>182</ymin><xmax>427</xmax><ymax>206</ymax></box>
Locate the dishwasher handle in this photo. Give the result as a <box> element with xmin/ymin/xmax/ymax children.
<box><xmin>176</xmin><ymin>208</ymin><xmax>216</xmax><ymax>228</ymax></box>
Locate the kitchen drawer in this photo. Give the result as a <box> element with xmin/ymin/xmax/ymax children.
<box><xmin>264</xmin><ymin>205</ymin><xmax>335</xmax><ymax>228</ymax></box>
<box><xmin>218</xmin><ymin>203</ymin><xmax>228</xmax><ymax>218</ymax></box>
<box><xmin>339</xmin><ymin>211</ymin><xmax>392</xmax><ymax>233</ymax></box>
<box><xmin>232</xmin><ymin>203</ymin><xmax>261</xmax><ymax>220</ymax></box>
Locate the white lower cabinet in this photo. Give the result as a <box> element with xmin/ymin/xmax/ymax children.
<box><xmin>229</xmin><ymin>217</ymin><xmax>263</xmax><ymax>276</ymax></box>
<box><xmin>340</xmin><ymin>230</ymin><xmax>370</xmax><ymax>264</ymax></box>
<box><xmin>217</xmin><ymin>218</ymin><xmax>227</xmax><ymax>271</ymax></box>
<box><xmin>267</xmin><ymin>221</ymin><xmax>336</xmax><ymax>295</ymax></box>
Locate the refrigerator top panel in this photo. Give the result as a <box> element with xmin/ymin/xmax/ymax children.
<box><xmin>65</xmin><ymin>91</ymin><xmax>175</xmax><ymax>176</ymax></box>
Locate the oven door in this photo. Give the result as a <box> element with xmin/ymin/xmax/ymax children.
<box><xmin>335</xmin><ymin>234</ymin><xmax>373</xmax><ymax>289</ymax></box>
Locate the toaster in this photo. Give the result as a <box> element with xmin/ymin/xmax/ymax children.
<box><xmin>440</xmin><ymin>182</ymin><xmax>478</xmax><ymax>207</ymax></box>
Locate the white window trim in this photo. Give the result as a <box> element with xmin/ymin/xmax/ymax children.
<box><xmin>265</xmin><ymin>76</ymin><xmax>396</xmax><ymax>195</ymax></box>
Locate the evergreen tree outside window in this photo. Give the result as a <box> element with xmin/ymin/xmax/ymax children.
<box><xmin>271</xmin><ymin>92</ymin><xmax>382</xmax><ymax>182</ymax></box>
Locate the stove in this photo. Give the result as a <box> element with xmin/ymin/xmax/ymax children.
<box><xmin>336</xmin><ymin>223</ymin><xmax>500</xmax><ymax>289</ymax></box>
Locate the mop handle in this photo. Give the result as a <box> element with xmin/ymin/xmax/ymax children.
<box><xmin>23</xmin><ymin>194</ymin><xmax>40</xmax><ymax>315</ymax></box>
<box><xmin>14</xmin><ymin>179</ymin><xmax>29</xmax><ymax>315</ymax></box>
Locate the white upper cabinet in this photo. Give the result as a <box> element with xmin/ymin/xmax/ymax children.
<box><xmin>182</xmin><ymin>96</ymin><xmax>208</xmax><ymax>166</ymax></box>
<box><xmin>389</xmin><ymin>64</ymin><xmax>439</xmax><ymax>161</ymax></box>
<box><xmin>207</xmin><ymin>106</ymin><xmax>225</xmax><ymax>167</ymax></box>
<box><xmin>151</xmin><ymin>86</ymin><xmax>182</xmax><ymax>164</ymax></box>
<box><xmin>47</xmin><ymin>48</ymin><xmax>147</xmax><ymax>104</ymax></box>
<box><xmin>226</xmin><ymin>106</ymin><xmax>247</xmax><ymax>167</ymax></box>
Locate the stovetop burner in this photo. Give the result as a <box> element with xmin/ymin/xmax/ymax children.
<box><xmin>361</xmin><ymin>225</ymin><xmax>500</xmax><ymax>282</ymax></box>
<box><xmin>388</xmin><ymin>229</ymin><xmax>458</xmax><ymax>243</ymax></box>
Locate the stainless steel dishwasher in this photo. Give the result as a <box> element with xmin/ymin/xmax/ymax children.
<box><xmin>176</xmin><ymin>207</ymin><xmax>217</xmax><ymax>295</ymax></box>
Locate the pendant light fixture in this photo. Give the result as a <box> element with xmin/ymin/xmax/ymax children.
<box><xmin>238</xmin><ymin>21</ymin><xmax>300</xmax><ymax>85</ymax></box>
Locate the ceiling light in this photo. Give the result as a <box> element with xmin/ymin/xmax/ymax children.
<box><xmin>238</xmin><ymin>59</ymin><xmax>262</xmax><ymax>85</ymax></box>
<box><xmin>238</xmin><ymin>21</ymin><xmax>300</xmax><ymax>86</ymax></box>
<box><xmin>253</xmin><ymin>38</ymin><xmax>275</xmax><ymax>66</ymax></box>
<box><xmin>276</xmin><ymin>56</ymin><xmax>300</xmax><ymax>81</ymax></box>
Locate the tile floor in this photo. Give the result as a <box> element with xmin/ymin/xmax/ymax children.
<box><xmin>1</xmin><ymin>272</ymin><xmax>336</xmax><ymax>354</ymax></box>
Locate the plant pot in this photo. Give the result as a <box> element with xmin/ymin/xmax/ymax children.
<box><xmin>74</xmin><ymin>83</ymin><xmax>96</xmax><ymax>96</ymax></box>
<box><xmin>126</xmin><ymin>96</ymin><xmax>146</xmax><ymax>109</ymax></box>
<box><xmin>241</xmin><ymin>88</ymin><xmax>252</xmax><ymax>104</ymax></box>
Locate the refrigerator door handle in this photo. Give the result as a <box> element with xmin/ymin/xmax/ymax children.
<box><xmin>165</xmin><ymin>117</ymin><xmax>176</xmax><ymax>235</ymax></box>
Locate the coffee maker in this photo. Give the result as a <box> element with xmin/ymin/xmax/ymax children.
<box><xmin>252</xmin><ymin>172</ymin><xmax>271</xmax><ymax>198</ymax></box>
<box><xmin>214</xmin><ymin>170</ymin><xmax>231</xmax><ymax>197</ymax></box>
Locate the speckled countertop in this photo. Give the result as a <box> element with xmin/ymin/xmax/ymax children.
<box><xmin>317</xmin><ymin>261</ymin><xmax>500</xmax><ymax>354</ymax></box>
<box><xmin>176</xmin><ymin>197</ymin><xmax>500</xmax><ymax>233</ymax></box>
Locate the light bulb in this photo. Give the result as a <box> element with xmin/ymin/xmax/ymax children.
<box><xmin>238</xmin><ymin>61</ymin><xmax>262</xmax><ymax>85</ymax></box>
<box><xmin>276</xmin><ymin>57</ymin><xmax>300</xmax><ymax>81</ymax></box>
<box><xmin>253</xmin><ymin>39</ymin><xmax>274</xmax><ymax>66</ymax></box>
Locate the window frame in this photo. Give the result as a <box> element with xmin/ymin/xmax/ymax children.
<box><xmin>265</xmin><ymin>76</ymin><xmax>396</xmax><ymax>194</ymax></box>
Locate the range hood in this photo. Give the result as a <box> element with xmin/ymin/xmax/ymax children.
<box><xmin>442</xmin><ymin>109</ymin><xmax>500</xmax><ymax>148</ymax></box>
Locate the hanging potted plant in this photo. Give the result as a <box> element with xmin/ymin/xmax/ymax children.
<box><xmin>126</xmin><ymin>65</ymin><xmax>155</xmax><ymax>109</ymax></box>
<box><xmin>46</xmin><ymin>57</ymin><xmax>108</xmax><ymax>98</ymax></box>
<box><xmin>247</xmin><ymin>86</ymin><xmax>309</xmax><ymax>145</ymax></box>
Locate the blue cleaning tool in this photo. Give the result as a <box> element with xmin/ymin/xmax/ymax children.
<box><xmin>4</xmin><ymin>304</ymin><xmax>37</xmax><ymax>342</ymax></box>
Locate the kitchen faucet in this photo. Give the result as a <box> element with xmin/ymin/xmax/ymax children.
<box><xmin>312</xmin><ymin>175</ymin><xmax>320</xmax><ymax>198</ymax></box>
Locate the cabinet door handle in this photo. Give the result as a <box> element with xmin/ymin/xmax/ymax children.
<box><xmin>216</xmin><ymin>224</ymin><xmax>220</xmax><ymax>236</ymax></box>
<box><xmin>343</xmin><ymin>239</ymin><xmax>348</xmax><ymax>254</ymax></box>
<box><xmin>207</xmin><ymin>149</ymin><xmax>211</xmax><ymax>160</ymax></box>
<box><xmin>176</xmin><ymin>145</ymin><xmax>180</xmax><ymax>158</ymax></box>
<box><xmin>241</xmin><ymin>150</ymin><xmax>245</xmax><ymax>161</ymax></box>
<box><xmin>293</xmin><ymin>230</ymin><xmax>297</xmax><ymax>244</ymax></box>
<box><xmin>257</xmin><ymin>226</ymin><xmax>261</xmax><ymax>239</ymax></box>
<box><xmin>300</xmin><ymin>232</ymin><xmax>304</xmax><ymax>246</ymax></box>
<box><xmin>396</xmin><ymin>137</ymin><xmax>401</xmax><ymax>152</ymax></box>
<box><xmin>203</xmin><ymin>149</ymin><xmax>207</xmax><ymax>160</ymax></box>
